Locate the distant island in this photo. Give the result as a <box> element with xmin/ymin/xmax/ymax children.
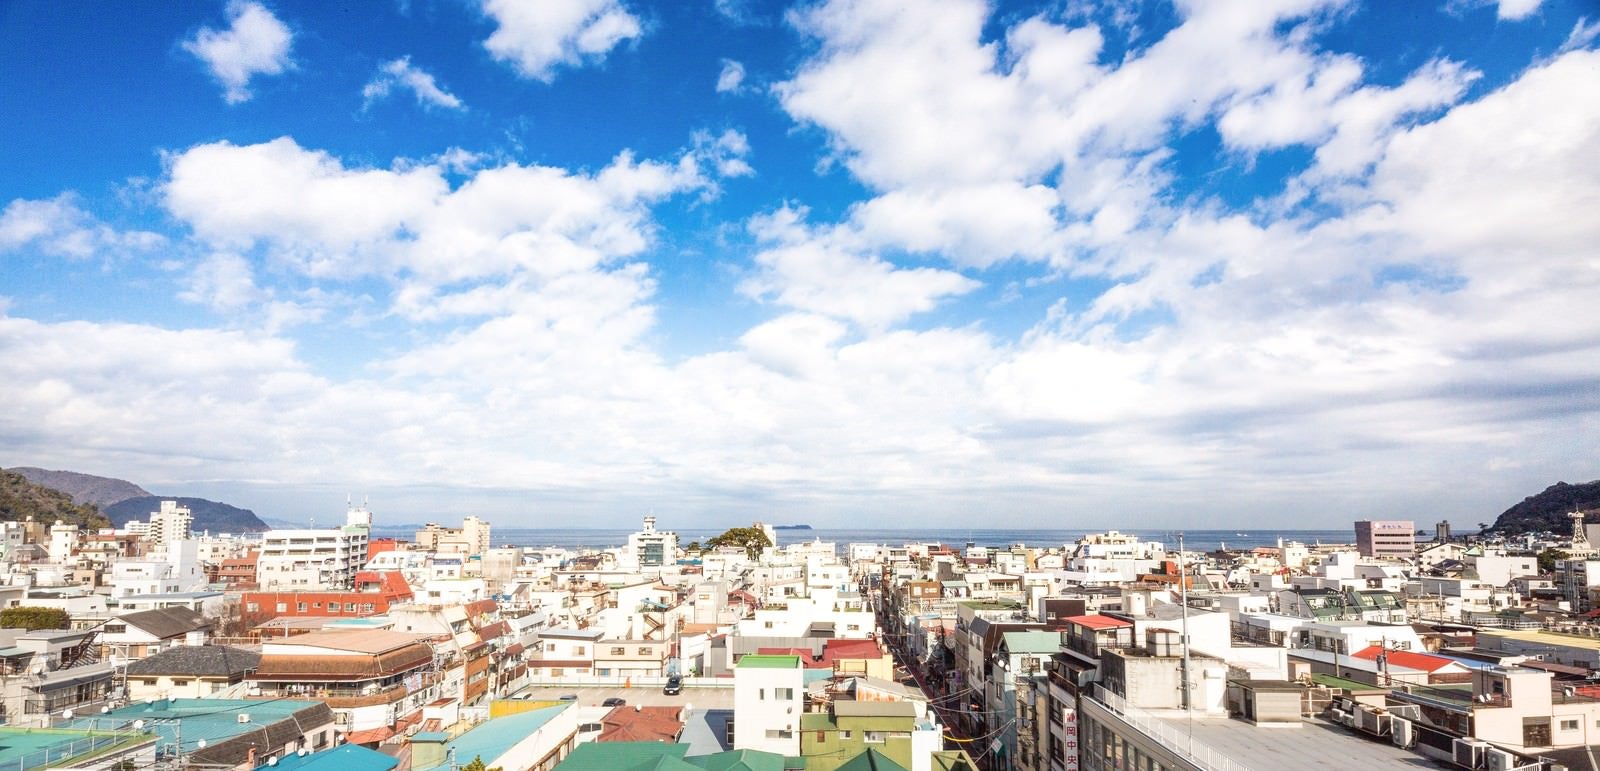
<box><xmin>773</xmin><ymin>524</ymin><xmax>813</xmax><ymax>530</ymax></box>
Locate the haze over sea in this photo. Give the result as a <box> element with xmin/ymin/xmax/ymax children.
<box><xmin>371</xmin><ymin>527</ymin><xmax>1362</xmax><ymax>553</ymax></box>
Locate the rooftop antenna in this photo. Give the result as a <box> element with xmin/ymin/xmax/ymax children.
<box><xmin>1570</xmin><ymin>510</ymin><xmax>1589</xmax><ymax>552</ymax></box>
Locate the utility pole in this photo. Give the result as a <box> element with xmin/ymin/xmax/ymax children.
<box><xmin>1178</xmin><ymin>532</ymin><xmax>1191</xmax><ymax>712</ymax></box>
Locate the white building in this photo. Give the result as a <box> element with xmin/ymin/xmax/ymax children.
<box><xmin>733</xmin><ymin>653</ymin><xmax>804</xmax><ymax>755</ymax></box>
<box><xmin>147</xmin><ymin>500</ymin><xmax>193</xmax><ymax>548</ymax></box>
<box><xmin>256</xmin><ymin>504</ymin><xmax>372</xmax><ymax>590</ymax></box>
<box><xmin>622</xmin><ymin>516</ymin><xmax>678</xmax><ymax>570</ymax></box>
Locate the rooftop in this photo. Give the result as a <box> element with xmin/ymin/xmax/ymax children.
<box><xmin>738</xmin><ymin>654</ymin><xmax>801</xmax><ymax>669</ymax></box>
<box><xmin>1150</xmin><ymin>711</ymin><xmax>1435</xmax><ymax>768</ymax></box>
<box><xmin>269</xmin><ymin>629</ymin><xmax>430</xmax><ymax>654</ymax></box>
<box><xmin>419</xmin><ymin>703</ymin><xmax>570</xmax><ymax>771</ymax></box>
<box><xmin>126</xmin><ymin>645</ymin><xmax>260</xmax><ymax>677</ymax></box>
<box><xmin>263</xmin><ymin>745</ymin><xmax>398</xmax><ymax>771</ymax></box>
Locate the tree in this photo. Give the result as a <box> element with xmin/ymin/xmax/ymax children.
<box><xmin>684</xmin><ymin>541</ymin><xmax>701</xmax><ymax>553</ymax></box>
<box><xmin>461</xmin><ymin>757</ymin><xmax>486</xmax><ymax>771</ymax></box>
<box><xmin>1538</xmin><ymin>548</ymin><xmax>1570</xmax><ymax>574</ymax></box>
<box><xmin>0</xmin><ymin>606</ymin><xmax>70</xmax><ymax>631</ymax></box>
<box><xmin>706</xmin><ymin>526</ymin><xmax>772</xmax><ymax>559</ymax></box>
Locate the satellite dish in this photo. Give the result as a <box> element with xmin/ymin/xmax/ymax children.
<box><xmin>197</xmin><ymin>739</ymin><xmax>207</xmax><ymax>749</ymax></box>
<box><xmin>62</xmin><ymin>709</ymin><xmax>73</xmax><ymax>719</ymax></box>
<box><xmin>268</xmin><ymin>758</ymin><xmax>279</xmax><ymax>766</ymax></box>
<box><xmin>133</xmin><ymin>720</ymin><xmax>146</xmax><ymax>731</ymax></box>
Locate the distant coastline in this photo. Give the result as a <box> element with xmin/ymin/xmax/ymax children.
<box><xmin>773</xmin><ymin>524</ymin><xmax>812</xmax><ymax>530</ymax></box>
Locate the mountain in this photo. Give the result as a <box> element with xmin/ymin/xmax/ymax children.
<box><xmin>0</xmin><ymin>469</ymin><xmax>112</xmax><ymax>529</ymax></box>
<box><xmin>103</xmin><ymin>496</ymin><xmax>270</xmax><ymax>534</ymax></box>
<box><xmin>1486</xmin><ymin>480</ymin><xmax>1600</xmax><ymax>535</ymax></box>
<box><xmin>7</xmin><ymin>467</ymin><xmax>149</xmax><ymax>508</ymax></box>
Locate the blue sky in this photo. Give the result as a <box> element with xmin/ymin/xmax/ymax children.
<box><xmin>2</xmin><ymin>0</ymin><xmax>1597</xmax><ymax>530</ymax></box>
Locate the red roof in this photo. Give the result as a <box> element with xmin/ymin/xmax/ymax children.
<box><xmin>1351</xmin><ymin>646</ymin><xmax>1462</xmax><ymax>673</ymax></box>
<box><xmin>758</xmin><ymin>647</ymin><xmax>828</xmax><ymax>668</ymax></box>
<box><xmin>822</xmin><ymin>639</ymin><xmax>882</xmax><ymax>662</ymax></box>
<box><xmin>597</xmin><ymin>705</ymin><xmax>683</xmax><ymax>743</ymax></box>
<box><xmin>1063</xmin><ymin>614</ymin><xmax>1131</xmax><ymax>630</ymax></box>
<box><xmin>343</xmin><ymin>726</ymin><xmax>395</xmax><ymax>745</ymax></box>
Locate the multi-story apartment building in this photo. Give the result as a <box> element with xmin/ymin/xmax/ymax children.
<box><xmin>256</xmin><ymin>505</ymin><xmax>372</xmax><ymax>591</ymax></box>
<box><xmin>415</xmin><ymin>516</ymin><xmax>491</xmax><ymax>555</ymax></box>
<box><xmin>1354</xmin><ymin>520</ymin><xmax>1415</xmax><ymax>558</ymax></box>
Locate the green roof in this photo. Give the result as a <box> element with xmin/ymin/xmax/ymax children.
<box><xmin>955</xmin><ymin>599</ymin><xmax>1019</xmax><ymax>610</ymax></box>
<box><xmin>836</xmin><ymin>749</ymin><xmax>907</xmax><ymax>771</ymax></box>
<box><xmin>739</xmin><ymin>654</ymin><xmax>801</xmax><ymax>668</ymax></box>
<box><xmin>1000</xmin><ymin>631</ymin><xmax>1061</xmax><ymax>653</ymax></box>
<box><xmin>690</xmin><ymin>749</ymin><xmax>790</xmax><ymax>771</ymax></box>
<box><xmin>557</xmin><ymin>742</ymin><xmax>696</xmax><ymax>771</ymax></box>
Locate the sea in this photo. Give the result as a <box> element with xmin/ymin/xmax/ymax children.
<box><xmin>372</xmin><ymin>526</ymin><xmax>1357</xmax><ymax>553</ymax></box>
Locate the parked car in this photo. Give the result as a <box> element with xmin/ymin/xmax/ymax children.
<box><xmin>558</xmin><ymin>694</ymin><xmax>579</xmax><ymax>702</ymax></box>
<box><xmin>602</xmin><ymin>697</ymin><xmax>626</xmax><ymax>707</ymax></box>
<box><xmin>663</xmin><ymin>674</ymin><xmax>682</xmax><ymax>695</ymax></box>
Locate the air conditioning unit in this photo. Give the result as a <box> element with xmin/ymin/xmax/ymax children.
<box><xmin>237</xmin><ymin>714</ymin><xmax>251</xmax><ymax>724</ymax></box>
<box><xmin>1359</xmin><ymin>708</ymin><xmax>1389</xmax><ymax>736</ymax></box>
<box><xmin>1391</xmin><ymin>718</ymin><xmax>1414</xmax><ymax>748</ymax></box>
<box><xmin>1484</xmin><ymin>748</ymin><xmax>1518</xmax><ymax>771</ymax></box>
<box><xmin>1453</xmin><ymin>738</ymin><xmax>1487</xmax><ymax>768</ymax></box>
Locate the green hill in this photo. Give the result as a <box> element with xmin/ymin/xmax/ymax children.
<box><xmin>104</xmin><ymin>496</ymin><xmax>269</xmax><ymax>534</ymax></box>
<box><xmin>1487</xmin><ymin>480</ymin><xmax>1600</xmax><ymax>535</ymax></box>
<box><xmin>0</xmin><ymin>469</ymin><xmax>111</xmax><ymax>529</ymax></box>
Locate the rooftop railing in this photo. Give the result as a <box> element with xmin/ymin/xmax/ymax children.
<box><xmin>1089</xmin><ymin>685</ymin><xmax>1251</xmax><ymax>771</ymax></box>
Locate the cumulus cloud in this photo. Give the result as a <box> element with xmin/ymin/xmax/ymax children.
<box><xmin>5</xmin><ymin>2</ymin><xmax>1598</xmax><ymax>526</ymax></box>
<box><xmin>479</xmin><ymin>0</ymin><xmax>642</xmax><ymax>82</ymax></box>
<box><xmin>1497</xmin><ymin>0</ymin><xmax>1543</xmax><ymax>20</ymax></box>
<box><xmin>182</xmin><ymin>0</ymin><xmax>294</xmax><ymax>104</ymax></box>
<box><xmin>363</xmin><ymin>57</ymin><xmax>464</xmax><ymax>111</ymax></box>
<box><xmin>739</xmin><ymin>206</ymin><xmax>980</xmax><ymax>330</ymax></box>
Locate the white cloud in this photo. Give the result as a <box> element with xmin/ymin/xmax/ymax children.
<box><xmin>740</xmin><ymin>207</ymin><xmax>980</xmax><ymax>330</ymax></box>
<box><xmin>479</xmin><ymin>0</ymin><xmax>642</xmax><ymax>82</ymax></box>
<box><xmin>0</xmin><ymin>195</ymin><xmax>164</xmax><ymax>259</ymax></box>
<box><xmin>717</xmin><ymin>59</ymin><xmax>746</xmax><ymax>93</ymax></box>
<box><xmin>363</xmin><ymin>57</ymin><xmax>464</xmax><ymax>111</ymax></box>
<box><xmin>1497</xmin><ymin>0</ymin><xmax>1543</xmax><ymax>20</ymax></box>
<box><xmin>182</xmin><ymin>0</ymin><xmax>294</xmax><ymax>104</ymax></box>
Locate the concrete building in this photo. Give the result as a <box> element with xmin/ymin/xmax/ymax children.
<box><xmin>257</xmin><ymin>506</ymin><xmax>372</xmax><ymax>591</ymax></box>
<box><xmin>623</xmin><ymin>516</ymin><xmax>678</xmax><ymax>570</ymax></box>
<box><xmin>147</xmin><ymin>500</ymin><xmax>194</xmax><ymax>548</ymax></box>
<box><xmin>415</xmin><ymin>516</ymin><xmax>491</xmax><ymax>555</ymax></box>
<box><xmin>733</xmin><ymin>654</ymin><xmax>805</xmax><ymax>755</ymax></box>
<box><xmin>1354</xmin><ymin>520</ymin><xmax>1415</xmax><ymax>558</ymax></box>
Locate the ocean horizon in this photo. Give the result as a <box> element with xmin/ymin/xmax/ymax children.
<box><xmin>370</xmin><ymin>526</ymin><xmax>1367</xmax><ymax>553</ymax></box>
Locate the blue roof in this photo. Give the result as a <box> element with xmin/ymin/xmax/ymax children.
<box><xmin>260</xmin><ymin>745</ymin><xmax>397</xmax><ymax>771</ymax></box>
<box><xmin>417</xmin><ymin>703</ymin><xmax>570</xmax><ymax>771</ymax></box>
<box><xmin>63</xmin><ymin>698</ymin><xmax>324</xmax><ymax>755</ymax></box>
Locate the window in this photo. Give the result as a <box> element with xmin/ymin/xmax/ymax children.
<box><xmin>776</xmin><ymin>688</ymin><xmax>794</xmax><ymax>700</ymax></box>
<box><xmin>638</xmin><ymin>647</ymin><xmax>650</xmax><ymax>655</ymax></box>
<box><xmin>766</xmin><ymin>730</ymin><xmax>793</xmax><ymax>739</ymax></box>
<box><xmin>275</xmin><ymin>602</ymin><xmax>287</xmax><ymax>612</ymax></box>
<box><xmin>840</xmin><ymin>731</ymin><xmax>852</xmax><ymax>740</ymax></box>
<box><xmin>865</xmin><ymin>731</ymin><xmax>885</xmax><ymax>743</ymax></box>
<box><xmin>172</xmin><ymin>679</ymin><xmax>190</xmax><ymax>686</ymax></box>
<box><xmin>141</xmin><ymin>679</ymin><xmax>157</xmax><ymax>686</ymax></box>
<box><xmin>759</xmin><ymin>688</ymin><xmax>766</xmax><ymax>700</ymax></box>
<box><xmin>574</xmin><ymin>646</ymin><xmax>586</xmax><ymax>655</ymax></box>
<box><xmin>1562</xmin><ymin>719</ymin><xmax>1580</xmax><ymax>731</ymax></box>
<box><xmin>612</xmin><ymin>647</ymin><xmax>627</xmax><ymax>656</ymax></box>
<box><xmin>245</xmin><ymin>603</ymin><xmax>259</xmax><ymax>613</ymax></box>
<box><xmin>362</xmin><ymin>603</ymin><xmax>375</xmax><ymax>613</ymax></box>
<box><xmin>296</xmin><ymin>602</ymin><xmax>307</xmax><ymax>612</ymax></box>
